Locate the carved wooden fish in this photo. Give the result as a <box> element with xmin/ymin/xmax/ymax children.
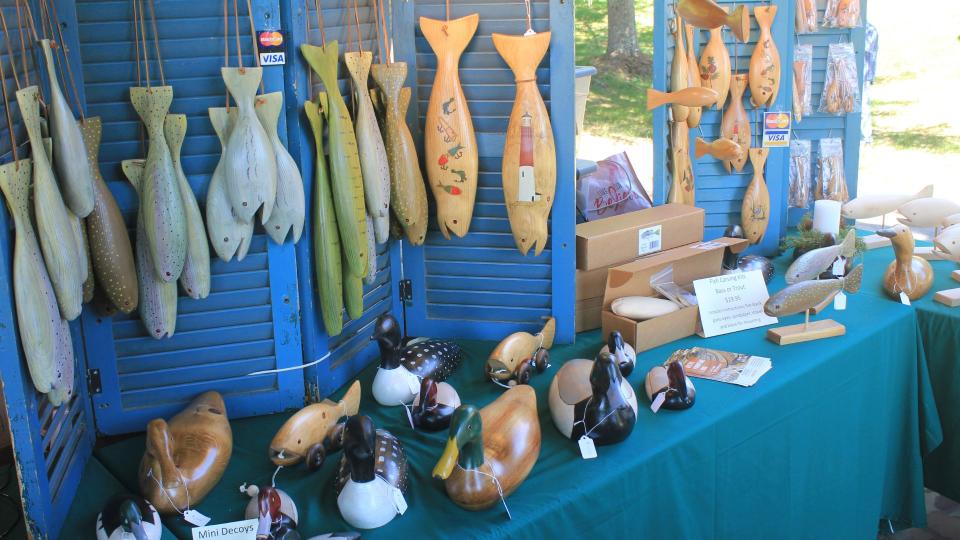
<box><xmin>897</xmin><ymin>197</ymin><xmax>960</xmax><ymax>228</ymax></box>
<box><xmin>678</xmin><ymin>0</ymin><xmax>750</xmax><ymax>42</ymax></box>
<box><xmin>740</xmin><ymin>148</ymin><xmax>770</xmax><ymax>244</ymax></box>
<box><xmin>363</xmin><ymin>215</ymin><xmax>377</xmax><ymax>286</ymax></box>
<box><xmin>694</xmin><ymin>137</ymin><xmax>741</xmax><ymax>161</ymax></box>
<box><xmin>670</xmin><ymin>19</ymin><xmax>690</xmax><ymax>123</ymax></box>
<box><xmin>934</xmin><ymin>224</ymin><xmax>960</xmax><ymax>262</ymax></box>
<box><xmin>206</xmin><ymin>108</ymin><xmax>253</xmax><ymax>262</ymax></box>
<box><xmin>698</xmin><ymin>25</ymin><xmax>730</xmax><ymax>109</ymax></box>
<box><xmin>841</xmin><ymin>185</ymin><xmax>933</xmax><ymax>220</ymax></box>
<box><xmin>68</xmin><ymin>208</ymin><xmax>92</xmax><ymax>303</ymax></box>
<box><xmin>765</xmin><ymin>264</ymin><xmax>863</xmax><ymax>317</ymax></box>
<box><xmin>748</xmin><ymin>6</ymin><xmax>780</xmax><ymax>108</ymax></box>
<box><xmin>721</xmin><ymin>75</ymin><xmax>750</xmax><ymax>172</ymax></box>
<box><xmin>786</xmin><ymin>230</ymin><xmax>857</xmax><ymax>284</ymax></box>
<box><xmin>255</xmin><ymin>92</ymin><xmax>306</xmax><ymax>245</ymax></box>
<box><xmin>647</xmin><ymin>87</ymin><xmax>718</xmax><ymax>110</ymax></box>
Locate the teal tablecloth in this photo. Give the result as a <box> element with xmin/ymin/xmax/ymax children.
<box><xmin>68</xmin><ymin>250</ymin><xmax>942</xmax><ymax>540</ymax></box>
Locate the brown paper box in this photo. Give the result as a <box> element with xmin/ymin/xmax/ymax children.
<box><xmin>576</xmin><ymin>267</ymin><xmax>613</xmax><ymax>301</ymax></box>
<box><xmin>576</xmin><ymin>204</ymin><xmax>705</xmax><ymax>271</ymax></box>
<box><xmin>576</xmin><ymin>297</ymin><xmax>604</xmax><ymax>332</ymax></box>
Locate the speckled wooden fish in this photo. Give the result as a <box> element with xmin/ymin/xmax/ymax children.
<box><xmin>39</xmin><ymin>39</ymin><xmax>94</xmax><ymax>217</ymax></box>
<box><xmin>301</xmin><ymin>43</ymin><xmax>369</xmax><ymax>277</ymax></box>
<box><xmin>81</xmin><ymin>117</ymin><xmax>138</xmax><ymax>313</ymax></box>
<box><xmin>0</xmin><ymin>158</ymin><xmax>74</xmax><ymax>405</ymax></box>
<box><xmin>740</xmin><ymin>148</ymin><xmax>770</xmax><ymax>244</ymax></box>
<box><xmin>748</xmin><ymin>6</ymin><xmax>780</xmax><ymax>108</ymax></box>
<box><xmin>363</xmin><ymin>215</ymin><xmax>377</xmax><ymax>286</ymax></box>
<box><xmin>786</xmin><ymin>230</ymin><xmax>857</xmax><ymax>284</ymax></box>
<box><xmin>765</xmin><ymin>264</ymin><xmax>863</xmax><ymax>317</ymax></box>
<box><xmin>897</xmin><ymin>198</ymin><xmax>960</xmax><ymax>228</ymax></box>
<box><xmin>721</xmin><ymin>74</ymin><xmax>750</xmax><ymax>172</ymax></box>
<box><xmin>343</xmin><ymin>260</ymin><xmax>364</xmax><ymax>320</ymax></box>
<box><xmin>221</xmin><ymin>67</ymin><xmax>278</xmax><ymax>224</ymax></box>
<box><xmin>164</xmin><ymin>114</ymin><xmax>210</xmax><ymax>299</ymax></box>
<box><xmin>206</xmin><ymin>107</ymin><xmax>254</xmax><ymax>262</ymax></box>
<box><xmin>345</xmin><ymin>52</ymin><xmax>391</xmax><ymax>244</ymax></box>
<box><xmin>840</xmin><ymin>185</ymin><xmax>933</xmax><ymax>220</ymax></box>
<box><xmin>17</xmin><ymin>86</ymin><xmax>83</xmax><ymax>320</ymax></box>
<box><xmin>130</xmin><ymin>86</ymin><xmax>186</xmax><ymax>282</ymax></box>
<box><xmin>122</xmin><ymin>159</ymin><xmax>178</xmax><ymax>339</ymax></box>
<box><xmin>254</xmin><ymin>92</ymin><xmax>305</xmax><ymax>245</ymax></box>
<box><xmin>370</xmin><ymin>62</ymin><xmax>428</xmax><ymax>245</ymax></box>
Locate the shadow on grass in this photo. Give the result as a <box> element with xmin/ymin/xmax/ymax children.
<box><xmin>874</xmin><ymin>125</ymin><xmax>960</xmax><ymax>154</ymax></box>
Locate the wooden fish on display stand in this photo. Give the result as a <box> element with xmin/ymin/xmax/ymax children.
<box><xmin>897</xmin><ymin>198</ymin><xmax>960</xmax><ymax>229</ymax></box>
<box><xmin>646</xmin><ymin>87</ymin><xmax>718</xmax><ymax>110</ymax></box>
<box><xmin>206</xmin><ymin>107</ymin><xmax>253</xmax><ymax>262</ymax></box>
<box><xmin>243</xmin><ymin>485</ymin><xmax>299</xmax><ymax>540</ymax></box>
<box><xmin>698</xmin><ymin>24</ymin><xmax>731</xmax><ymax>108</ymax></box>
<box><xmin>370</xmin><ymin>63</ymin><xmax>428</xmax><ymax>245</ymax></box>
<box><xmin>721</xmin><ymin>74</ymin><xmax>750</xmax><ymax>172</ymax></box>
<box><xmin>934</xmin><ymin>225</ymin><xmax>960</xmax><ymax>262</ymax></box>
<box><xmin>677</xmin><ymin>0</ymin><xmax>750</xmax><ymax>42</ymax></box>
<box><xmin>670</xmin><ymin>18</ymin><xmax>690</xmax><ymax>124</ymax></box>
<box><xmin>139</xmin><ymin>391</ymin><xmax>232</xmax><ymax>514</ymax></box>
<box><xmin>421</xmin><ymin>14</ymin><xmax>480</xmax><ymax>239</ymax></box>
<box><xmin>495</xmin><ymin>31</ymin><xmax>557</xmax><ymax>256</ymax></box>
<box><xmin>81</xmin><ymin>118</ymin><xmax>138</xmax><ymax>313</ymax></box>
<box><xmin>270</xmin><ymin>381</ymin><xmax>361</xmax><ymax>467</ymax></box>
<box><xmin>549</xmin><ymin>352</ymin><xmax>638</xmax><ymax>446</ymax></box>
<box><xmin>942</xmin><ymin>213</ymin><xmax>960</xmax><ymax>229</ymax></box>
<box><xmin>694</xmin><ymin>137</ymin><xmax>741</xmax><ymax>161</ymax></box>
<box><xmin>411</xmin><ymin>377</ymin><xmax>462</xmax><ymax>432</ymax></box>
<box><xmin>486</xmin><ymin>317</ymin><xmax>555</xmax><ymax>386</ymax></box>
<box><xmin>256</xmin><ymin>92</ymin><xmax>306</xmax><ymax>244</ymax></box>
<box><xmin>840</xmin><ymin>185</ymin><xmax>934</xmax><ymax>220</ymax></box>
<box><xmin>878</xmin><ymin>225</ymin><xmax>934</xmax><ymax>301</ymax></box>
<box><xmin>668</xmin><ymin>121</ymin><xmax>695</xmax><ymax>206</ymax></box>
<box><xmin>684</xmin><ymin>24</ymin><xmax>702</xmax><ymax>128</ymax></box>
<box><xmin>644</xmin><ymin>360</ymin><xmax>696</xmax><ymax>410</ymax></box>
<box><xmin>764</xmin><ymin>265</ymin><xmax>863</xmax><ymax>345</ymax></box>
<box><xmin>39</xmin><ymin>39</ymin><xmax>94</xmax><ymax>217</ymax></box>
<box><xmin>96</xmin><ymin>495</ymin><xmax>162</xmax><ymax>540</ymax></box>
<box><xmin>740</xmin><ymin>148</ymin><xmax>770</xmax><ymax>244</ymax></box>
<box><xmin>748</xmin><ymin>6</ymin><xmax>780</xmax><ymax>108</ymax></box>
<box><xmin>785</xmin><ymin>230</ymin><xmax>856</xmax><ymax>284</ymax></box>
<box><xmin>371</xmin><ymin>314</ymin><xmax>464</xmax><ymax>405</ymax></box>
<box><xmin>16</xmin><ymin>86</ymin><xmax>84</xmax><ymax>320</ymax></box>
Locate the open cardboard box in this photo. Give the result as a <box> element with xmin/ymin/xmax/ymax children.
<box><xmin>601</xmin><ymin>237</ymin><xmax>749</xmax><ymax>352</ymax></box>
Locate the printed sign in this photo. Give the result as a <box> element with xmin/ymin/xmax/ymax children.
<box><xmin>693</xmin><ymin>270</ymin><xmax>778</xmax><ymax>337</ymax></box>
<box><xmin>191</xmin><ymin>518</ymin><xmax>257</xmax><ymax>540</ymax></box>
<box><xmin>762</xmin><ymin>111</ymin><xmax>791</xmax><ymax>147</ymax></box>
<box><xmin>257</xmin><ymin>30</ymin><xmax>286</xmax><ymax>65</ymax></box>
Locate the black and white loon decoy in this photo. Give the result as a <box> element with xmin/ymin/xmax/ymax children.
<box><xmin>96</xmin><ymin>495</ymin><xmax>162</xmax><ymax>540</ymax></box>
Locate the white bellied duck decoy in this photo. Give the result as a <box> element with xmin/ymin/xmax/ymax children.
<box><xmin>644</xmin><ymin>360</ymin><xmax>696</xmax><ymax>410</ymax></box>
<box><xmin>548</xmin><ymin>351</ymin><xmax>638</xmax><ymax>446</ymax></box>
<box><xmin>597</xmin><ymin>331</ymin><xmax>636</xmax><ymax>377</ymax></box>
<box><xmin>371</xmin><ymin>314</ymin><xmax>463</xmax><ymax>406</ymax></box>
<box><xmin>410</xmin><ymin>377</ymin><xmax>461</xmax><ymax>432</ymax></box>
<box><xmin>243</xmin><ymin>485</ymin><xmax>300</xmax><ymax>539</ymax></box>
<box><xmin>96</xmin><ymin>495</ymin><xmax>162</xmax><ymax>540</ymax></box>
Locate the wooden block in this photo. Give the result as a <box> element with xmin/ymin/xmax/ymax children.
<box><xmin>953</xmin><ymin>270</ymin><xmax>960</xmax><ymax>283</ymax></box>
<box><xmin>915</xmin><ymin>246</ymin><xmax>948</xmax><ymax>261</ymax></box>
<box><xmin>861</xmin><ymin>234</ymin><xmax>892</xmax><ymax>250</ymax></box>
<box><xmin>766</xmin><ymin>319</ymin><xmax>845</xmax><ymax>345</ymax></box>
<box><xmin>934</xmin><ymin>288</ymin><xmax>960</xmax><ymax>307</ymax></box>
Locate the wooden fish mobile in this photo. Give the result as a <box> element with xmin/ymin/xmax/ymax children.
<box><xmin>741</xmin><ymin>148</ymin><xmax>771</xmax><ymax>244</ymax></box>
<box><xmin>422</xmin><ymin>14</ymin><xmax>480</xmax><ymax>239</ymax></box>
<box><xmin>206</xmin><ymin>107</ymin><xmax>254</xmax><ymax>262</ymax></box>
<box><xmin>677</xmin><ymin>0</ymin><xmax>750</xmax><ymax>43</ymax></box>
<box><xmin>749</xmin><ymin>6</ymin><xmax>780</xmax><ymax>108</ymax></box>
<box><xmin>721</xmin><ymin>74</ymin><xmax>751</xmax><ymax>172</ymax></box>
<box><xmin>256</xmin><ymin>92</ymin><xmax>306</xmax><ymax>245</ymax></box>
<box><xmin>934</xmin><ymin>224</ymin><xmax>960</xmax><ymax>262</ymax></box>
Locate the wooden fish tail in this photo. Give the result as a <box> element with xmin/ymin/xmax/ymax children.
<box><xmin>420</xmin><ymin>14</ymin><xmax>479</xmax><ymax>57</ymax></box>
<box><xmin>539</xmin><ymin>316</ymin><xmax>557</xmax><ymax>350</ymax></box>
<box><xmin>843</xmin><ymin>264</ymin><xmax>863</xmax><ymax>294</ymax></box>
<box><xmin>206</xmin><ymin>107</ymin><xmax>248</xmax><ymax>262</ymax></box>
<box><xmin>300</xmin><ymin>42</ymin><xmax>340</xmax><ymax>89</ymax></box>
<box><xmin>370</xmin><ymin>62</ymin><xmax>405</xmax><ymax>100</ymax></box>
<box><xmin>256</xmin><ymin>92</ymin><xmax>306</xmax><ymax>245</ymax></box>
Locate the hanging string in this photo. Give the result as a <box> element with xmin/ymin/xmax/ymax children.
<box><xmin>136</xmin><ymin>0</ymin><xmax>151</xmax><ymax>87</ymax></box>
<box><xmin>19</xmin><ymin>0</ymin><xmax>46</xmax><ymax>105</ymax></box>
<box><xmin>351</xmin><ymin>0</ymin><xmax>362</xmax><ymax>53</ymax></box>
<box><xmin>372</xmin><ymin>0</ymin><xmax>383</xmax><ymax>63</ymax></box>
<box><xmin>223</xmin><ymin>0</ymin><xmax>230</xmax><ymax>108</ymax></box>
<box><xmin>303</xmin><ymin>0</ymin><xmax>313</xmax><ymax>100</ymax></box>
<box><xmin>312</xmin><ymin>0</ymin><xmax>327</xmax><ymax>48</ymax></box>
<box><xmin>0</xmin><ymin>41</ymin><xmax>20</xmax><ymax>164</ymax></box>
<box><xmin>0</xmin><ymin>10</ymin><xmax>22</xmax><ymax>90</ymax></box>
<box><xmin>37</xmin><ymin>0</ymin><xmax>52</xmax><ymax>40</ymax></box>
<box><xmin>132</xmin><ymin>0</ymin><xmax>145</xmax><ymax>153</ymax></box>
<box><xmin>13</xmin><ymin>0</ymin><xmax>28</xmax><ymax>85</ymax></box>
<box><xmin>244</xmin><ymin>0</ymin><xmax>264</xmax><ymax>94</ymax></box>
<box><xmin>146</xmin><ymin>0</ymin><xmax>165</xmax><ymax>85</ymax></box>
<box><xmin>523</xmin><ymin>0</ymin><xmax>533</xmax><ymax>34</ymax></box>
<box><xmin>232</xmin><ymin>0</ymin><xmax>243</xmax><ymax>69</ymax></box>
<box><xmin>343</xmin><ymin>0</ymin><xmax>355</xmax><ymax>54</ymax></box>
<box><xmin>43</xmin><ymin>0</ymin><xmax>85</xmax><ymax>119</ymax></box>
<box><xmin>378</xmin><ymin>0</ymin><xmax>389</xmax><ymax>63</ymax></box>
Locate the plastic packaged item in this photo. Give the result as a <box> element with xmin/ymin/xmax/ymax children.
<box><xmin>795</xmin><ymin>0</ymin><xmax>817</xmax><ymax>33</ymax></box>
<box><xmin>792</xmin><ymin>45</ymin><xmax>813</xmax><ymax>123</ymax></box>
<box><xmin>789</xmin><ymin>139</ymin><xmax>812</xmax><ymax>209</ymax></box>
<box><xmin>819</xmin><ymin>43</ymin><xmax>860</xmax><ymax>115</ymax></box>
<box><xmin>816</xmin><ymin>138</ymin><xmax>849</xmax><ymax>202</ymax></box>
<box><xmin>576</xmin><ymin>152</ymin><xmax>653</xmax><ymax>221</ymax></box>
<box><xmin>823</xmin><ymin>0</ymin><xmax>861</xmax><ymax>28</ymax></box>
<box><xmin>650</xmin><ymin>265</ymin><xmax>698</xmax><ymax>308</ymax></box>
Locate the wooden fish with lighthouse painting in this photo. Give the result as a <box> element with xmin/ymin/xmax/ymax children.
<box><xmin>494</xmin><ymin>30</ymin><xmax>556</xmax><ymax>256</ymax></box>
<box><xmin>764</xmin><ymin>265</ymin><xmax>863</xmax><ymax>345</ymax></box>
<box><xmin>421</xmin><ymin>14</ymin><xmax>480</xmax><ymax>239</ymax></box>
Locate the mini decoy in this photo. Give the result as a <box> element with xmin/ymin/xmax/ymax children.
<box><xmin>485</xmin><ymin>317</ymin><xmax>555</xmax><ymax>386</ymax></box>
<box><xmin>243</xmin><ymin>485</ymin><xmax>300</xmax><ymax>540</ymax></box>
<box><xmin>644</xmin><ymin>360</ymin><xmax>696</xmax><ymax>410</ymax></box>
<box><xmin>96</xmin><ymin>495</ymin><xmax>162</xmax><ymax>540</ymax></box>
<box><xmin>878</xmin><ymin>225</ymin><xmax>934</xmax><ymax>300</ymax></box>
<box><xmin>270</xmin><ymin>381</ymin><xmax>361</xmax><ymax>467</ymax></box>
<box><xmin>597</xmin><ymin>331</ymin><xmax>636</xmax><ymax>377</ymax></box>
<box><xmin>371</xmin><ymin>314</ymin><xmax>463</xmax><ymax>405</ymax></box>
<box><xmin>433</xmin><ymin>386</ymin><xmax>540</xmax><ymax>511</ymax></box>
<box><xmin>410</xmin><ymin>377</ymin><xmax>461</xmax><ymax>432</ymax></box>
<box><xmin>549</xmin><ymin>352</ymin><xmax>638</xmax><ymax>446</ymax></box>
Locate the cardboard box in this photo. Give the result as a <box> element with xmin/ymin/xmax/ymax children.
<box><xmin>601</xmin><ymin>237</ymin><xmax>749</xmax><ymax>352</ymax></box>
<box><xmin>576</xmin><ymin>266</ymin><xmax>612</xmax><ymax>301</ymax></box>
<box><xmin>576</xmin><ymin>204</ymin><xmax>705</xmax><ymax>271</ymax></box>
<box><xmin>576</xmin><ymin>297</ymin><xmax>604</xmax><ymax>332</ymax></box>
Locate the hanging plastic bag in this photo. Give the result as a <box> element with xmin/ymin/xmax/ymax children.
<box><xmin>792</xmin><ymin>45</ymin><xmax>813</xmax><ymax>123</ymax></box>
<box><xmin>823</xmin><ymin>0</ymin><xmax>861</xmax><ymax>28</ymax></box>
<box><xmin>795</xmin><ymin>0</ymin><xmax>817</xmax><ymax>33</ymax></box>
<box><xmin>816</xmin><ymin>138</ymin><xmax>848</xmax><ymax>202</ymax></box>
<box><xmin>576</xmin><ymin>152</ymin><xmax>653</xmax><ymax>221</ymax></box>
<box><xmin>789</xmin><ymin>139</ymin><xmax>812</xmax><ymax>209</ymax></box>
<box><xmin>818</xmin><ymin>43</ymin><xmax>860</xmax><ymax>115</ymax></box>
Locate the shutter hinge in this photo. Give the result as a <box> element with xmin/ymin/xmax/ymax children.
<box><xmin>86</xmin><ymin>369</ymin><xmax>102</xmax><ymax>395</ymax></box>
<box><xmin>399</xmin><ymin>279</ymin><xmax>413</xmax><ymax>301</ymax></box>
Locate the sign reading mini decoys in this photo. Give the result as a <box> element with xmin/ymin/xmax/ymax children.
<box><xmin>693</xmin><ymin>270</ymin><xmax>778</xmax><ymax>338</ymax></box>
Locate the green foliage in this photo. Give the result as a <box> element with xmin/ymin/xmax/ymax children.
<box><xmin>779</xmin><ymin>215</ymin><xmax>867</xmax><ymax>257</ymax></box>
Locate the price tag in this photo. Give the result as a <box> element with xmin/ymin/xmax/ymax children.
<box><xmin>392</xmin><ymin>486</ymin><xmax>408</xmax><ymax>514</ymax></box>
<box><xmin>578</xmin><ymin>436</ymin><xmax>598</xmax><ymax>459</ymax></box>
<box><xmin>832</xmin><ymin>258</ymin><xmax>845</xmax><ymax>276</ymax></box>
<box><xmin>834</xmin><ymin>291</ymin><xmax>847</xmax><ymax>310</ymax></box>
<box><xmin>650</xmin><ymin>392</ymin><xmax>666</xmax><ymax>413</ymax></box>
<box><xmin>900</xmin><ymin>292</ymin><xmax>911</xmax><ymax>306</ymax></box>
<box><xmin>184</xmin><ymin>509</ymin><xmax>212</xmax><ymax>528</ymax></box>
<box><xmin>407</xmin><ymin>375</ymin><xmax>421</xmax><ymax>396</ymax></box>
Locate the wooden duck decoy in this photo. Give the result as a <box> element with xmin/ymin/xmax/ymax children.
<box><xmin>270</xmin><ymin>381</ymin><xmax>361</xmax><ymax>467</ymax></box>
<box><xmin>684</xmin><ymin>23</ymin><xmax>703</xmax><ymax>128</ymax></box>
<box><xmin>494</xmin><ymin>30</ymin><xmax>556</xmax><ymax>256</ymax></box>
<box><xmin>678</xmin><ymin>0</ymin><xmax>750</xmax><ymax>42</ymax></box>
<box><xmin>433</xmin><ymin>385</ymin><xmax>540</xmax><ymax>510</ymax></box>
<box><xmin>243</xmin><ymin>485</ymin><xmax>300</xmax><ymax>540</ymax></box>
<box><xmin>670</xmin><ymin>18</ymin><xmax>690</xmax><ymax>124</ymax></box>
<box><xmin>485</xmin><ymin>317</ymin><xmax>555</xmax><ymax>386</ymax></box>
<box><xmin>138</xmin><ymin>391</ymin><xmax>232</xmax><ymax>514</ymax></box>
<box><xmin>720</xmin><ymin>74</ymin><xmax>750</xmax><ymax>172</ymax></box>
<box><xmin>96</xmin><ymin>495</ymin><xmax>162</xmax><ymax>540</ymax></box>
<box><xmin>410</xmin><ymin>377</ymin><xmax>461</xmax><ymax>432</ymax></box>
<box><xmin>668</xmin><ymin>120</ymin><xmax>695</xmax><ymax>206</ymax></box>
<box><xmin>206</xmin><ymin>107</ymin><xmax>254</xmax><ymax>263</ymax></box>
<box><xmin>694</xmin><ymin>137</ymin><xmax>741</xmax><ymax>161</ymax></box>
<box><xmin>256</xmin><ymin>92</ymin><xmax>306</xmax><ymax>245</ymax></box>
<box><xmin>741</xmin><ymin>148</ymin><xmax>770</xmax><ymax>244</ymax></box>
<box><xmin>549</xmin><ymin>352</ymin><xmax>638</xmax><ymax>446</ymax></box>
<box><xmin>645</xmin><ymin>360</ymin><xmax>696</xmax><ymax>410</ymax></box>
<box><xmin>421</xmin><ymin>14</ymin><xmax>480</xmax><ymax>239</ymax></box>
<box><xmin>334</xmin><ymin>415</ymin><xmax>409</xmax><ymax>529</ymax></box>
<box><xmin>698</xmin><ymin>24</ymin><xmax>731</xmax><ymax>109</ymax></box>
<box><xmin>646</xmin><ymin>87</ymin><xmax>718</xmax><ymax>110</ymax></box>
<box><xmin>878</xmin><ymin>225</ymin><xmax>934</xmax><ymax>301</ymax></box>
<box><xmin>749</xmin><ymin>6</ymin><xmax>780</xmax><ymax>108</ymax></box>
<box><xmin>597</xmin><ymin>330</ymin><xmax>636</xmax><ymax>377</ymax></box>
<box><xmin>371</xmin><ymin>314</ymin><xmax>463</xmax><ymax>405</ymax></box>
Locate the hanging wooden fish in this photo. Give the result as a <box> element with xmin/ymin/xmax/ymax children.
<box><xmin>221</xmin><ymin>67</ymin><xmax>278</xmax><ymax>224</ymax></box>
<box><xmin>206</xmin><ymin>107</ymin><xmax>254</xmax><ymax>262</ymax></box>
<box><xmin>698</xmin><ymin>25</ymin><xmax>731</xmax><ymax>109</ymax></box>
<box><xmin>343</xmin><ymin>256</ymin><xmax>364</xmax><ymax>320</ymax></box>
<box><xmin>670</xmin><ymin>18</ymin><xmax>690</xmax><ymax>124</ymax></box>
<box><xmin>694</xmin><ymin>137</ymin><xmax>741</xmax><ymax>161</ymax></box>
<box><xmin>0</xmin><ymin>159</ymin><xmax>74</xmax><ymax>405</ymax></box>
<box><xmin>646</xmin><ymin>87</ymin><xmax>718</xmax><ymax>110</ymax></box>
<box><xmin>164</xmin><ymin>114</ymin><xmax>210</xmax><ymax>300</ymax></box>
<box><xmin>96</xmin><ymin>495</ymin><xmax>162</xmax><ymax>540</ymax></box>
<box><xmin>39</xmin><ymin>39</ymin><xmax>94</xmax><ymax>217</ymax></box>
<box><xmin>741</xmin><ymin>148</ymin><xmax>770</xmax><ymax>244</ymax></box>
<box><xmin>68</xmin><ymin>209</ymin><xmax>93</xmax><ymax>303</ymax></box>
<box><xmin>749</xmin><ymin>6</ymin><xmax>780</xmax><ymax>108</ymax></box>
<box><xmin>304</xmin><ymin>99</ymin><xmax>345</xmax><ymax>337</ymax></box>
<box><xmin>16</xmin><ymin>86</ymin><xmax>83</xmax><ymax>320</ymax></box>
<box><xmin>255</xmin><ymin>92</ymin><xmax>306</xmax><ymax>244</ymax></box>
<box><xmin>494</xmin><ymin>31</ymin><xmax>556</xmax><ymax>256</ymax></box>
<box><xmin>668</xmin><ymin>121</ymin><xmax>695</xmax><ymax>206</ymax></box>
<box><xmin>301</xmin><ymin>44</ymin><xmax>369</xmax><ymax>278</ymax></box>
<box><xmin>370</xmin><ymin>62</ymin><xmax>428</xmax><ymax>245</ymax></box>
<box><xmin>345</xmin><ymin>52</ymin><xmax>391</xmax><ymax>244</ymax></box>
<box><xmin>677</xmin><ymin>0</ymin><xmax>750</xmax><ymax>42</ymax></box>
<box><xmin>79</xmin><ymin>222</ymin><xmax>95</xmax><ymax>302</ymax></box>
<box><xmin>129</xmin><ymin>86</ymin><xmax>187</xmax><ymax>282</ymax></box>
<box><xmin>122</xmin><ymin>159</ymin><xmax>178</xmax><ymax>339</ymax></box>
<box><xmin>720</xmin><ymin>74</ymin><xmax>750</xmax><ymax>172</ymax></box>
<box><xmin>80</xmin><ymin>118</ymin><xmax>138</xmax><ymax>313</ymax></box>
<box><xmin>363</xmin><ymin>215</ymin><xmax>377</xmax><ymax>286</ymax></box>
<box><xmin>684</xmin><ymin>24</ymin><xmax>702</xmax><ymax>128</ymax></box>
<box><xmin>421</xmin><ymin>14</ymin><xmax>480</xmax><ymax>239</ymax></box>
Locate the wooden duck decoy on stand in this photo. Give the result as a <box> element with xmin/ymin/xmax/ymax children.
<box><xmin>243</xmin><ymin>485</ymin><xmax>300</xmax><ymax>540</ymax></box>
<box><xmin>644</xmin><ymin>361</ymin><xmax>696</xmax><ymax>410</ymax></box>
<box><xmin>410</xmin><ymin>377</ymin><xmax>461</xmax><ymax>431</ymax></box>
<box><xmin>549</xmin><ymin>352</ymin><xmax>639</xmax><ymax>446</ymax></box>
<box><xmin>371</xmin><ymin>314</ymin><xmax>463</xmax><ymax>405</ymax></box>
<box><xmin>878</xmin><ymin>225</ymin><xmax>934</xmax><ymax>301</ymax></box>
<box><xmin>270</xmin><ymin>381</ymin><xmax>361</xmax><ymax>467</ymax></box>
<box><xmin>486</xmin><ymin>317</ymin><xmax>555</xmax><ymax>386</ymax></box>
<box><xmin>96</xmin><ymin>495</ymin><xmax>162</xmax><ymax>540</ymax></box>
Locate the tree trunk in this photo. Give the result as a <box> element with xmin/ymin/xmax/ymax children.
<box><xmin>607</xmin><ymin>0</ymin><xmax>640</xmax><ymax>57</ymax></box>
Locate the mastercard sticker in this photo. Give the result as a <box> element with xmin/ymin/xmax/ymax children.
<box><xmin>257</xmin><ymin>30</ymin><xmax>286</xmax><ymax>65</ymax></box>
<box><xmin>762</xmin><ymin>111</ymin><xmax>791</xmax><ymax>148</ymax></box>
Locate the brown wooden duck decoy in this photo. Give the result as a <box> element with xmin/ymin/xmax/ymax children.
<box><xmin>243</xmin><ymin>485</ymin><xmax>300</xmax><ymax>540</ymax></box>
<box><xmin>548</xmin><ymin>352</ymin><xmax>638</xmax><ymax>446</ymax></box>
<box><xmin>644</xmin><ymin>360</ymin><xmax>696</xmax><ymax>410</ymax></box>
<box><xmin>371</xmin><ymin>314</ymin><xmax>463</xmax><ymax>405</ymax></box>
<box><xmin>138</xmin><ymin>391</ymin><xmax>232</xmax><ymax>514</ymax></box>
<box><xmin>597</xmin><ymin>330</ymin><xmax>636</xmax><ymax>377</ymax></box>
<box><xmin>878</xmin><ymin>224</ymin><xmax>934</xmax><ymax>301</ymax></box>
<box><xmin>485</xmin><ymin>317</ymin><xmax>555</xmax><ymax>386</ymax></box>
<box><xmin>270</xmin><ymin>381</ymin><xmax>361</xmax><ymax>467</ymax></box>
<box><xmin>410</xmin><ymin>377</ymin><xmax>461</xmax><ymax>432</ymax></box>
<box><xmin>433</xmin><ymin>385</ymin><xmax>540</xmax><ymax>511</ymax></box>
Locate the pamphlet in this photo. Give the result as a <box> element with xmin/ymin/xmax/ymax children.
<box><xmin>667</xmin><ymin>347</ymin><xmax>771</xmax><ymax>387</ymax></box>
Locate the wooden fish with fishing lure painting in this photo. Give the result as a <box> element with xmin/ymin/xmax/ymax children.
<box><xmin>741</xmin><ymin>148</ymin><xmax>770</xmax><ymax>244</ymax></box>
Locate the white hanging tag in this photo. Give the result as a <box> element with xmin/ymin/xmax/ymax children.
<box><xmin>834</xmin><ymin>291</ymin><xmax>847</xmax><ymax>310</ymax></box>
<box><xmin>183</xmin><ymin>509</ymin><xmax>211</xmax><ymax>527</ymax></box>
<box><xmin>578</xmin><ymin>436</ymin><xmax>598</xmax><ymax>459</ymax></box>
<box><xmin>832</xmin><ymin>258</ymin><xmax>845</xmax><ymax>276</ymax></box>
<box><xmin>392</xmin><ymin>486</ymin><xmax>408</xmax><ymax>514</ymax></box>
<box><xmin>650</xmin><ymin>392</ymin><xmax>666</xmax><ymax>413</ymax></box>
<box><xmin>900</xmin><ymin>292</ymin><xmax>911</xmax><ymax>306</ymax></box>
<box><xmin>403</xmin><ymin>404</ymin><xmax>415</xmax><ymax>430</ymax></box>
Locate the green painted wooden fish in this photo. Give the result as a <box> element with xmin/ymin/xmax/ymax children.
<box><xmin>16</xmin><ymin>86</ymin><xmax>83</xmax><ymax>320</ymax></box>
<box><xmin>164</xmin><ymin>114</ymin><xmax>211</xmax><ymax>299</ymax></box>
<box><xmin>130</xmin><ymin>86</ymin><xmax>187</xmax><ymax>282</ymax></box>
<box><xmin>206</xmin><ymin>107</ymin><xmax>254</xmax><ymax>262</ymax></box>
<box><xmin>39</xmin><ymin>39</ymin><xmax>94</xmax><ymax>217</ymax></box>
<box><xmin>363</xmin><ymin>215</ymin><xmax>377</xmax><ymax>286</ymax></box>
<box><xmin>80</xmin><ymin>117</ymin><xmax>138</xmax><ymax>313</ymax></box>
<box><xmin>345</xmin><ymin>51</ymin><xmax>391</xmax><ymax>244</ymax></box>
<box><xmin>122</xmin><ymin>159</ymin><xmax>178</xmax><ymax>339</ymax></box>
<box><xmin>765</xmin><ymin>264</ymin><xmax>863</xmax><ymax>318</ymax></box>
<box><xmin>221</xmin><ymin>67</ymin><xmax>278</xmax><ymax>224</ymax></box>
<box><xmin>344</xmin><ymin>263</ymin><xmax>364</xmax><ymax>321</ymax></box>
<box><xmin>301</xmin><ymin>43</ymin><xmax>369</xmax><ymax>277</ymax></box>
<box><xmin>370</xmin><ymin>62</ymin><xmax>428</xmax><ymax>245</ymax></box>
<box><xmin>305</xmin><ymin>99</ymin><xmax>344</xmax><ymax>337</ymax></box>
<box><xmin>255</xmin><ymin>91</ymin><xmax>305</xmax><ymax>244</ymax></box>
